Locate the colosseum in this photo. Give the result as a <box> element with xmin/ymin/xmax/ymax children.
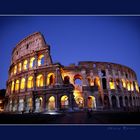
<box><xmin>5</xmin><ymin>32</ymin><xmax>140</xmax><ymax>113</ymax></box>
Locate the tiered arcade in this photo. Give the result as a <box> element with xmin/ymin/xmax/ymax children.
<box><xmin>5</xmin><ymin>32</ymin><xmax>140</xmax><ymax>113</ymax></box>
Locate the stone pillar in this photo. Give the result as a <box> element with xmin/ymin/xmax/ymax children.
<box><xmin>33</xmin><ymin>73</ymin><xmax>37</xmax><ymax>90</ymax></box>
<box><xmin>106</xmin><ymin>69</ymin><xmax>110</xmax><ymax>90</ymax></box>
<box><xmin>35</xmin><ymin>54</ymin><xmax>38</xmax><ymax>68</ymax></box>
<box><xmin>43</xmin><ymin>95</ymin><xmax>46</xmax><ymax>112</ymax></box>
<box><xmin>109</xmin><ymin>95</ymin><xmax>112</xmax><ymax>108</ymax></box>
<box><xmin>116</xmin><ymin>96</ymin><xmax>120</xmax><ymax>108</ymax></box>
<box><xmin>57</xmin><ymin>94</ymin><xmax>61</xmax><ymax>111</ymax></box>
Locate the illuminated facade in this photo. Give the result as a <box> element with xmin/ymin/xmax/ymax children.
<box><xmin>5</xmin><ymin>32</ymin><xmax>140</xmax><ymax>113</ymax></box>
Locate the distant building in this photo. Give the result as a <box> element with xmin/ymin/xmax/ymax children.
<box><xmin>0</xmin><ymin>89</ymin><xmax>6</xmax><ymax>112</ymax></box>
<box><xmin>5</xmin><ymin>32</ymin><xmax>140</xmax><ymax>113</ymax></box>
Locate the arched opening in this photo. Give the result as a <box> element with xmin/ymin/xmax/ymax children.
<box><xmin>109</xmin><ymin>78</ymin><xmax>115</xmax><ymax>90</ymax></box>
<box><xmin>127</xmin><ymin>81</ymin><xmax>131</xmax><ymax>91</ymax></box>
<box><xmin>87</xmin><ymin>77</ymin><xmax>94</xmax><ymax>86</ymax></box>
<box><xmin>47</xmin><ymin>96</ymin><xmax>55</xmax><ymax>111</ymax></box>
<box><xmin>135</xmin><ymin>82</ymin><xmax>139</xmax><ymax>92</ymax></box>
<box><xmin>18</xmin><ymin>99</ymin><xmax>24</xmax><ymax>112</ymax></box>
<box><xmin>9</xmin><ymin>100</ymin><xmax>12</xmax><ymax>111</ymax></box>
<box><xmin>27</xmin><ymin>98</ymin><xmax>32</xmax><ymax>112</ymax></box>
<box><xmin>38</xmin><ymin>54</ymin><xmax>44</xmax><ymax>66</ymax></box>
<box><xmin>75</xmin><ymin>96</ymin><xmax>84</xmax><ymax>109</ymax></box>
<box><xmin>102</xmin><ymin>78</ymin><xmax>107</xmax><ymax>89</ymax></box>
<box><xmin>14</xmin><ymin>65</ymin><xmax>17</xmax><ymax>74</ymax></box>
<box><xmin>122</xmin><ymin>79</ymin><xmax>126</xmax><ymax>88</ymax></box>
<box><xmin>104</xmin><ymin>95</ymin><xmax>110</xmax><ymax>109</ymax></box>
<box><xmin>18</xmin><ymin>63</ymin><xmax>22</xmax><ymax>72</ymax></box>
<box><xmin>15</xmin><ymin>80</ymin><xmax>19</xmax><ymax>91</ymax></box>
<box><xmin>119</xmin><ymin>96</ymin><xmax>123</xmax><ymax>108</ymax></box>
<box><xmin>23</xmin><ymin>60</ymin><xmax>28</xmax><ymax>70</ymax></box>
<box><xmin>29</xmin><ymin>57</ymin><xmax>35</xmax><ymax>68</ymax></box>
<box><xmin>20</xmin><ymin>78</ymin><xmax>25</xmax><ymax>90</ymax></box>
<box><xmin>61</xmin><ymin>95</ymin><xmax>69</xmax><ymax>109</ymax></box>
<box><xmin>111</xmin><ymin>96</ymin><xmax>117</xmax><ymax>109</ymax></box>
<box><xmin>87</xmin><ymin>96</ymin><xmax>96</xmax><ymax>109</ymax></box>
<box><xmin>125</xmin><ymin>96</ymin><xmax>128</xmax><ymax>107</ymax></box>
<box><xmin>13</xmin><ymin>100</ymin><xmax>17</xmax><ymax>112</ymax></box>
<box><xmin>116</xmin><ymin>79</ymin><xmax>120</xmax><ymax>89</ymax></box>
<box><xmin>35</xmin><ymin>97</ymin><xmax>43</xmax><ymax>112</ymax></box>
<box><xmin>11</xmin><ymin>81</ymin><xmax>15</xmax><ymax>92</ymax></box>
<box><xmin>64</xmin><ymin>76</ymin><xmax>70</xmax><ymax>84</ymax></box>
<box><xmin>47</xmin><ymin>73</ymin><xmax>55</xmax><ymax>86</ymax></box>
<box><xmin>36</xmin><ymin>74</ymin><xmax>44</xmax><ymax>87</ymax></box>
<box><xmin>74</xmin><ymin>74</ymin><xmax>82</xmax><ymax>85</ymax></box>
<box><xmin>130</xmin><ymin>82</ymin><xmax>134</xmax><ymax>91</ymax></box>
<box><xmin>27</xmin><ymin>76</ymin><xmax>33</xmax><ymax>88</ymax></box>
<box><xmin>129</xmin><ymin>96</ymin><xmax>132</xmax><ymax>106</ymax></box>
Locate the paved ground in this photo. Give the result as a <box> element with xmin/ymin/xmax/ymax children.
<box><xmin>0</xmin><ymin>111</ymin><xmax>140</xmax><ymax>124</ymax></box>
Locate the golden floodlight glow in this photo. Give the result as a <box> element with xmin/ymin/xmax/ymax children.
<box><xmin>20</xmin><ymin>78</ymin><xmax>25</xmax><ymax>90</ymax></box>
<box><xmin>135</xmin><ymin>82</ymin><xmax>139</xmax><ymax>92</ymax></box>
<box><xmin>127</xmin><ymin>81</ymin><xmax>131</xmax><ymax>91</ymax></box>
<box><xmin>11</xmin><ymin>81</ymin><xmax>15</xmax><ymax>91</ymax></box>
<box><xmin>15</xmin><ymin>80</ymin><xmax>19</xmax><ymax>91</ymax></box>
<box><xmin>27</xmin><ymin>76</ymin><xmax>33</xmax><ymax>88</ymax></box>
<box><xmin>109</xmin><ymin>79</ymin><xmax>115</xmax><ymax>89</ymax></box>
<box><xmin>23</xmin><ymin>60</ymin><xmax>28</xmax><ymax>70</ymax></box>
<box><xmin>36</xmin><ymin>74</ymin><xmax>44</xmax><ymax>87</ymax></box>
<box><xmin>47</xmin><ymin>73</ymin><xmax>55</xmax><ymax>85</ymax></box>
<box><xmin>29</xmin><ymin>57</ymin><xmax>35</xmax><ymax>68</ymax></box>
<box><xmin>18</xmin><ymin>63</ymin><xmax>22</xmax><ymax>72</ymax></box>
<box><xmin>38</xmin><ymin>54</ymin><xmax>44</xmax><ymax>66</ymax></box>
<box><xmin>14</xmin><ymin>65</ymin><xmax>17</xmax><ymax>74</ymax></box>
<box><xmin>131</xmin><ymin>82</ymin><xmax>134</xmax><ymax>91</ymax></box>
<box><xmin>122</xmin><ymin>79</ymin><xmax>126</xmax><ymax>88</ymax></box>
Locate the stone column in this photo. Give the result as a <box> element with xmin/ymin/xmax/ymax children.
<box><xmin>116</xmin><ymin>96</ymin><xmax>120</xmax><ymax>108</ymax></box>
<box><xmin>109</xmin><ymin>95</ymin><xmax>112</xmax><ymax>109</ymax></box>
<box><xmin>35</xmin><ymin>54</ymin><xmax>38</xmax><ymax>68</ymax></box>
<box><xmin>57</xmin><ymin>94</ymin><xmax>61</xmax><ymax>111</ymax></box>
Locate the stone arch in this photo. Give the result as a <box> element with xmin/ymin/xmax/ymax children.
<box><xmin>15</xmin><ymin>80</ymin><xmax>19</xmax><ymax>91</ymax></box>
<box><xmin>36</xmin><ymin>74</ymin><xmax>44</xmax><ymax>87</ymax></box>
<box><xmin>47</xmin><ymin>73</ymin><xmax>55</xmax><ymax>86</ymax></box>
<box><xmin>14</xmin><ymin>65</ymin><xmax>17</xmax><ymax>74</ymax></box>
<box><xmin>47</xmin><ymin>96</ymin><xmax>56</xmax><ymax>111</ymax></box>
<box><xmin>75</xmin><ymin>96</ymin><xmax>84</xmax><ymax>109</ymax></box>
<box><xmin>64</xmin><ymin>76</ymin><xmax>70</xmax><ymax>84</ymax></box>
<box><xmin>38</xmin><ymin>54</ymin><xmax>44</xmax><ymax>66</ymax></box>
<box><xmin>11</xmin><ymin>81</ymin><xmax>15</xmax><ymax>92</ymax></box>
<box><xmin>116</xmin><ymin>78</ymin><xmax>121</xmax><ymax>89</ymax></box>
<box><xmin>27</xmin><ymin>76</ymin><xmax>34</xmax><ymax>88</ymax></box>
<box><xmin>60</xmin><ymin>95</ymin><xmax>69</xmax><ymax>109</ymax></box>
<box><xmin>18</xmin><ymin>98</ymin><xmax>24</xmax><ymax>112</ymax></box>
<box><xmin>29</xmin><ymin>57</ymin><xmax>35</xmax><ymax>68</ymax></box>
<box><xmin>35</xmin><ymin>97</ymin><xmax>43</xmax><ymax>112</ymax></box>
<box><xmin>109</xmin><ymin>78</ymin><xmax>115</xmax><ymax>90</ymax></box>
<box><xmin>20</xmin><ymin>78</ymin><xmax>26</xmax><ymax>90</ymax></box>
<box><xmin>87</xmin><ymin>96</ymin><xmax>96</xmax><ymax>110</ymax></box>
<box><xmin>111</xmin><ymin>95</ymin><xmax>117</xmax><ymax>109</ymax></box>
<box><xmin>74</xmin><ymin>74</ymin><xmax>82</xmax><ymax>85</ymax></box>
<box><xmin>23</xmin><ymin>60</ymin><xmax>28</xmax><ymax>70</ymax></box>
<box><xmin>102</xmin><ymin>78</ymin><xmax>107</xmax><ymax>89</ymax></box>
<box><xmin>18</xmin><ymin>63</ymin><xmax>22</xmax><ymax>72</ymax></box>
<box><xmin>104</xmin><ymin>95</ymin><xmax>110</xmax><ymax>109</ymax></box>
<box><xmin>129</xmin><ymin>96</ymin><xmax>132</xmax><ymax>107</ymax></box>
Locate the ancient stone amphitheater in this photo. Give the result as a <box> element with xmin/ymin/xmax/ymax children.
<box><xmin>5</xmin><ymin>32</ymin><xmax>140</xmax><ymax>113</ymax></box>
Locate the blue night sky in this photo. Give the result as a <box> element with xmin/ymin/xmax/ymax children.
<box><xmin>0</xmin><ymin>16</ymin><xmax>140</xmax><ymax>89</ymax></box>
